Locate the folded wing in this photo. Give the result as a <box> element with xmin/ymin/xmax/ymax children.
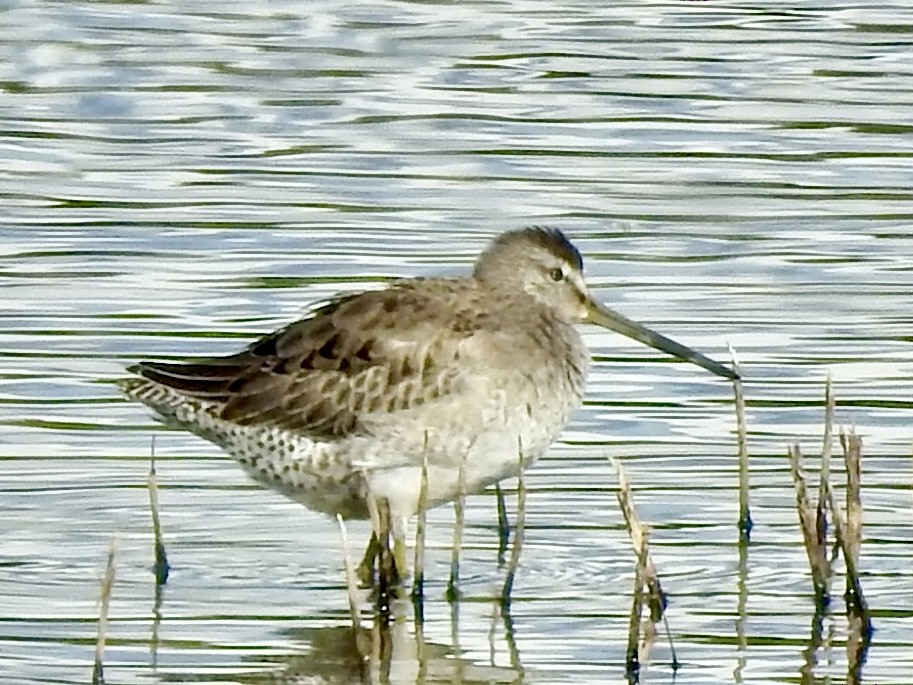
<box><xmin>131</xmin><ymin>282</ymin><xmax>484</xmax><ymax>441</ymax></box>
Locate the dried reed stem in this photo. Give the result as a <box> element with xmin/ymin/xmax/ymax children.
<box><xmin>612</xmin><ymin>458</ymin><xmax>667</xmax><ymax>620</ymax></box>
<box><xmin>411</xmin><ymin>443</ymin><xmax>430</xmax><ymax>605</ymax></box>
<box><xmin>625</xmin><ymin>528</ymin><xmax>648</xmax><ymax>673</ymax></box>
<box><xmin>835</xmin><ymin>430</ymin><xmax>870</xmax><ymax>626</ymax></box>
<box><xmin>147</xmin><ymin>440</ymin><xmax>170</xmax><ymax>586</ymax></box>
<box><xmin>817</xmin><ymin>374</ymin><xmax>835</xmax><ymax>551</ymax></box>
<box><xmin>92</xmin><ymin>540</ymin><xmax>118</xmax><ymax>685</ymax></box>
<box><xmin>788</xmin><ymin>443</ymin><xmax>831</xmax><ymax>608</ymax></box>
<box><xmin>825</xmin><ymin>478</ymin><xmax>869</xmax><ymax>621</ymax></box>
<box><xmin>336</xmin><ymin>515</ymin><xmax>362</xmax><ymax>631</ymax></box>
<box><xmin>447</xmin><ymin>449</ymin><xmax>469</xmax><ymax>602</ymax></box>
<box><xmin>613</xmin><ymin>458</ymin><xmax>672</xmax><ymax>673</ymax></box>
<box><xmin>728</xmin><ymin>345</ymin><xmax>752</xmax><ymax>538</ymax></box>
<box><xmin>793</xmin><ymin>381</ymin><xmax>871</xmax><ymax>676</ymax></box>
<box><xmin>840</xmin><ymin>429</ymin><xmax>863</xmax><ymax>578</ymax></box>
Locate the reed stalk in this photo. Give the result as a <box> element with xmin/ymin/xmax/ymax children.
<box><xmin>788</xmin><ymin>443</ymin><xmax>831</xmax><ymax>609</ymax></box>
<box><xmin>411</xmin><ymin>444</ymin><xmax>430</xmax><ymax>607</ymax></box>
<box><xmin>336</xmin><ymin>515</ymin><xmax>362</xmax><ymax>631</ymax></box>
<box><xmin>92</xmin><ymin>540</ymin><xmax>117</xmax><ymax>685</ymax></box>
<box><xmin>625</xmin><ymin>529</ymin><xmax>648</xmax><ymax>674</ymax></box>
<box><xmin>448</xmin><ymin>449</ymin><xmax>469</xmax><ymax>602</ymax></box>
<box><xmin>729</xmin><ymin>345</ymin><xmax>752</xmax><ymax>538</ymax></box>
<box><xmin>147</xmin><ymin>440</ymin><xmax>169</xmax><ymax>586</ymax></box>
<box><xmin>817</xmin><ymin>375</ymin><xmax>835</xmax><ymax>553</ymax></box>
<box><xmin>612</xmin><ymin>458</ymin><xmax>671</xmax><ymax>672</ymax></box>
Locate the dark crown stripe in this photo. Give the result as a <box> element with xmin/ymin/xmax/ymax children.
<box><xmin>523</xmin><ymin>226</ymin><xmax>583</xmax><ymax>271</ymax></box>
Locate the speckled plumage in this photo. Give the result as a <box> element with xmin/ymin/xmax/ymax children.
<box><xmin>119</xmin><ymin>226</ymin><xmax>735</xmax><ymax>527</ymax></box>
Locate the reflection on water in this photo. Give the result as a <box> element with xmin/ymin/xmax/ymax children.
<box><xmin>154</xmin><ymin>608</ymin><xmax>521</xmax><ymax>685</ymax></box>
<box><xmin>2</xmin><ymin>0</ymin><xmax>913</xmax><ymax>683</ymax></box>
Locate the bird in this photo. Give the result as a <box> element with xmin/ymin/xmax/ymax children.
<box><xmin>118</xmin><ymin>227</ymin><xmax>737</xmax><ymax>582</ymax></box>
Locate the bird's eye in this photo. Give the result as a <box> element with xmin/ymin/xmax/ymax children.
<box><xmin>549</xmin><ymin>267</ymin><xmax>564</xmax><ymax>282</ymax></box>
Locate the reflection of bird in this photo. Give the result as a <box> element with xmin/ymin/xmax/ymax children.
<box><xmin>158</xmin><ymin>621</ymin><xmax>522</xmax><ymax>684</ymax></box>
<box><xmin>119</xmin><ymin>227</ymin><xmax>736</xmax><ymax>577</ymax></box>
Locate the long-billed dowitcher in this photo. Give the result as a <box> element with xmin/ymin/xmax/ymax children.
<box><xmin>119</xmin><ymin>227</ymin><xmax>737</xmax><ymax>579</ymax></box>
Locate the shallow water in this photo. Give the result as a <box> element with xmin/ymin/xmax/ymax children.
<box><xmin>2</xmin><ymin>1</ymin><xmax>912</xmax><ymax>683</ymax></box>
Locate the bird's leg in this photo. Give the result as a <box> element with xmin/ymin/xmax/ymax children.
<box><xmin>501</xmin><ymin>447</ymin><xmax>526</xmax><ymax>607</ymax></box>
<box><xmin>447</xmin><ymin>493</ymin><xmax>464</xmax><ymax>602</ymax></box>
<box><xmin>496</xmin><ymin>483</ymin><xmax>511</xmax><ymax>567</ymax></box>
<box><xmin>374</xmin><ymin>497</ymin><xmax>400</xmax><ymax>610</ymax></box>
<box><xmin>356</xmin><ymin>533</ymin><xmax>379</xmax><ymax>587</ymax></box>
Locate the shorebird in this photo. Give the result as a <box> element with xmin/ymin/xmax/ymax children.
<box><xmin>119</xmin><ymin>227</ymin><xmax>737</xmax><ymax>581</ymax></box>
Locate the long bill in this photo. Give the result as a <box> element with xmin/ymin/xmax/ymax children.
<box><xmin>585</xmin><ymin>297</ymin><xmax>739</xmax><ymax>381</ymax></box>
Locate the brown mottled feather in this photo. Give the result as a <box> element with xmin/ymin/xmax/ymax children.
<box><xmin>132</xmin><ymin>280</ymin><xmax>490</xmax><ymax>441</ymax></box>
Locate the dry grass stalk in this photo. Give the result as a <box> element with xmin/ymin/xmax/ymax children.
<box><xmin>824</xmin><ymin>480</ymin><xmax>870</xmax><ymax>621</ymax></box>
<box><xmin>612</xmin><ymin>458</ymin><xmax>667</xmax><ymax>620</ymax></box>
<box><xmin>448</xmin><ymin>449</ymin><xmax>469</xmax><ymax>602</ymax></box>
<box><xmin>613</xmin><ymin>458</ymin><xmax>671</xmax><ymax>674</ymax></box>
<box><xmin>625</xmin><ymin>529</ymin><xmax>648</xmax><ymax>673</ymax></box>
<box><xmin>826</xmin><ymin>431</ymin><xmax>869</xmax><ymax>627</ymax></box>
<box><xmin>336</xmin><ymin>515</ymin><xmax>362</xmax><ymax>631</ymax></box>
<box><xmin>787</xmin><ymin>443</ymin><xmax>831</xmax><ymax>607</ymax></box>
<box><xmin>362</xmin><ymin>468</ymin><xmax>382</xmax><ymax>584</ymax></box>
<box><xmin>790</xmin><ymin>381</ymin><xmax>871</xmax><ymax>675</ymax></box>
<box><xmin>411</xmin><ymin>443</ymin><xmax>430</xmax><ymax>605</ymax></box>
<box><xmin>817</xmin><ymin>374</ymin><xmax>835</xmax><ymax>551</ymax></box>
<box><xmin>840</xmin><ymin>429</ymin><xmax>863</xmax><ymax>575</ymax></box>
<box><xmin>500</xmin><ymin>444</ymin><xmax>527</xmax><ymax>608</ymax></box>
<box><xmin>728</xmin><ymin>345</ymin><xmax>752</xmax><ymax>537</ymax></box>
<box><xmin>147</xmin><ymin>442</ymin><xmax>170</xmax><ymax>586</ymax></box>
<box><xmin>92</xmin><ymin>540</ymin><xmax>118</xmax><ymax>685</ymax></box>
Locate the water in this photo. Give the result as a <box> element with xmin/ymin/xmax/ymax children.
<box><xmin>2</xmin><ymin>1</ymin><xmax>912</xmax><ymax>682</ymax></box>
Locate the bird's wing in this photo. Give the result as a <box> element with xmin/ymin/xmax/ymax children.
<box><xmin>131</xmin><ymin>281</ymin><xmax>486</xmax><ymax>440</ymax></box>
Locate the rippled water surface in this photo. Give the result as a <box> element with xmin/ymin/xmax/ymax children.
<box><xmin>2</xmin><ymin>1</ymin><xmax>912</xmax><ymax>683</ymax></box>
